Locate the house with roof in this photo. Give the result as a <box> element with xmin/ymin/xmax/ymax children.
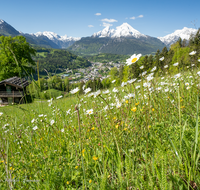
<box><xmin>0</xmin><ymin>76</ymin><xmax>30</xmax><ymax>105</ymax></box>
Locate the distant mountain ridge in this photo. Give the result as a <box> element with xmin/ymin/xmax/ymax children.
<box><xmin>0</xmin><ymin>19</ymin><xmax>80</xmax><ymax>49</ymax></box>
<box><xmin>0</xmin><ymin>19</ymin><xmax>198</xmax><ymax>54</ymax></box>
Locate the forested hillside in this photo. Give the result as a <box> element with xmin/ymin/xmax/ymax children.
<box><xmin>35</xmin><ymin>48</ymin><xmax>91</xmax><ymax>74</ymax></box>
<box><xmin>85</xmin><ymin>53</ymin><xmax>129</xmax><ymax>63</ymax></box>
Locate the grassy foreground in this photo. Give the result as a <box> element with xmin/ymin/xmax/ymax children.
<box><xmin>1</xmin><ymin>70</ymin><xmax>200</xmax><ymax>189</ymax></box>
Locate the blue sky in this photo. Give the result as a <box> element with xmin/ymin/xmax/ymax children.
<box><xmin>1</xmin><ymin>0</ymin><xmax>200</xmax><ymax>38</ymax></box>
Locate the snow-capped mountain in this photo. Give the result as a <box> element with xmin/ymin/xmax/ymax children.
<box><xmin>158</xmin><ymin>27</ymin><xmax>198</xmax><ymax>46</ymax></box>
<box><xmin>92</xmin><ymin>23</ymin><xmax>147</xmax><ymax>38</ymax></box>
<box><xmin>32</xmin><ymin>31</ymin><xmax>80</xmax><ymax>42</ymax></box>
<box><xmin>31</xmin><ymin>31</ymin><xmax>81</xmax><ymax>48</ymax></box>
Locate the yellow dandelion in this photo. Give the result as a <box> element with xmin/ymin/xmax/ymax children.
<box><xmin>67</xmin><ymin>181</ymin><xmax>70</xmax><ymax>185</ymax></box>
<box><xmin>131</xmin><ymin>107</ymin><xmax>137</xmax><ymax>112</ymax></box>
<box><xmin>113</xmin><ymin>117</ymin><xmax>117</xmax><ymax>120</ymax></box>
<box><xmin>124</xmin><ymin>128</ymin><xmax>128</xmax><ymax>131</ymax></box>
<box><xmin>135</xmin><ymin>102</ymin><xmax>140</xmax><ymax>106</ymax></box>
<box><xmin>125</xmin><ymin>100</ymin><xmax>129</xmax><ymax>104</ymax></box>
<box><xmin>93</xmin><ymin>156</ymin><xmax>98</xmax><ymax>161</ymax></box>
<box><xmin>152</xmin><ymin>108</ymin><xmax>155</xmax><ymax>111</ymax></box>
<box><xmin>115</xmin><ymin>125</ymin><xmax>119</xmax><ymax>129</ymax></box>
<box><xmin>89</xmin><ymin>179</ymin><xmax>92</xmax><ymax>183</ymax></box>
<box><xmin>91</xmin><ymin>127</ymin><xmax>95</xmax><ymax>130</ymax></box>
<box><xmin>75</xmin><ymin>166</ymin><xmax>78</xmax><ymax>169</ymax></box>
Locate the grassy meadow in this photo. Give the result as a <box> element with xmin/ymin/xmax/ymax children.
<box><xmin>1</xmin><ymin>62</ymin><xmax>200</xmax><ymax>189</ymax></box>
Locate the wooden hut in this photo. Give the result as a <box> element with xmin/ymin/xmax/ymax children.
<box><xmin>0</xmin><ymin>76</ymin><xmax>30</xmax><ymax>105</ymax></box>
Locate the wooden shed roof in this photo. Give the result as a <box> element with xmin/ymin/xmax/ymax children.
<box><xmin>0</xmin><ymin>77</ymin><xmax>30</xmax><ymax>89</ymax></box>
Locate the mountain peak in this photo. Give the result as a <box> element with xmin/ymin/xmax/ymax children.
<box><xmin>0</xmin><ymin>19</ymin><xmax>20</xmax><ymax>36</ymax></box>
<box><xmin>92</xmin><ymin>22</ymin><xmax>146</xmax><ymax>38</ymax></box>
<box><xmin>158</xmin><ymin>27</ymin><xmax>198</xmax><ymax>46</ymax></box>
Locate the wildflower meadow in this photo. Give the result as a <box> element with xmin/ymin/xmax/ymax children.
<box><xmin>1</xmin><ymin>52</ymin><xmax>200</xmax><ymax>189</ymax></box>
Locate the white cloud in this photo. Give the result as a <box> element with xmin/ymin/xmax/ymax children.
<box><xmin>88</xmin><ymin>25</ymin><xmax>94</xmax><ymax>28</ymax></box>
<box><xmin>101</xmin><ymin>18</ymin><xmax>118</xmax><ymax>23</ymax></box>
<box><xmin>102</xmin><ymin>22</ymin><xmax>113</xmax><ymax>27</ymax></box>
<box><xmin>129</xmin><ymin>15</ymin><xmax>144</xmax><ymax>20</ymax></box>
<box><xmin>95</xmin><ymin>13</ymin><xmax>101</xmax><ymax>16</ymax></box>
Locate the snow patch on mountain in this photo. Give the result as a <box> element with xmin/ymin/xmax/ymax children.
<box><xmin>0</xmin><ymin>19</ymin><xmax>4</xmax><ymax>24</ymax></box>
<box><xmin>92</xmin><ymin>23</ymin><xmax>147</xmax><ymax>38</ymax></box>
<box><xmin>158</xmin><ymin>27</ymin><xmax>198</xmax><ymax>46</ymax></box>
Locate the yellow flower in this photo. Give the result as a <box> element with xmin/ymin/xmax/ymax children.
<box><xmin>115</xmin><ymin>125</ymin><xmax>119</xmax><ymax>129</ymax></box>
<box><xmin>75</xmin><ymin>166</ymin><xmax>78</xmax><ymax>169</ymax></box>
<box><xmin>82</xmin><ymin>149</ymin><xmax>85</xmax><ymax>157</ymax></box>
<box><xmin>135</xmin><ymin>102</ymin><xmax>139</xmax><ymax>106</ymax></box>
<box><xmin>67</xmin><ymin>181</ymin><xmax>70</xmax><ymax>185</ymax></box>
<box><xmin>124</xmin><ymin>128</ymin><xmax>128</xmax><ymax>131</ymax></box>
<box><xmin>89</xmin><ymin>179</ymin><xmax>92</xmax><ymax>183</ymax></box>
<box><xmin>152</xmin><ymin>108</ymin><xmax>155</xmax><ymax>111</ymax></box>
<box><xmin>131</xmin><ymin>107</ymin><xmax>137</xmax><ymax>112</ymax></box>
<box><xmin>125</xmin><ymin>100</ymin><xmax>129</xmax><ymax>104</ymax></box>
<box><xmin>93</xmin><ymin>156</ymin><xmax>98</xmax><ymax>161</ymax></box>
<box><xmin>91</xmin><ymin>127</ymin><xmax>95</xmax><ymax>130</ymax></box>
<box><xmin>113</xmin><ymin>117</ymin><xmax>117</xmax><ymax>120</ymax></box>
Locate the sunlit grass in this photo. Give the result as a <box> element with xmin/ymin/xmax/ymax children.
<box><xmin>0</xmin><ymin>68</ymin><xmax>200</xmax><ymax>189</ymax></box>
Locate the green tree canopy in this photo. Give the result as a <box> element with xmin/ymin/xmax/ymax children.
<box><xmin>0</xmin><ymin>35</ymin><xmax>36</xmax><ymax>80</ymax></box>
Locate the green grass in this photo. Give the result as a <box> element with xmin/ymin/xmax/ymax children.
<box><xmin>0</xmin><ymin>70</ymin><xmax>200</xmax><ymax>189</ymax></box>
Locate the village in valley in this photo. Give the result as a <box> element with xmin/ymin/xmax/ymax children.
<box><xmin>61</xmin><ymin>61</ymin><xmax>123</xmax><ymax>83</ymax></box>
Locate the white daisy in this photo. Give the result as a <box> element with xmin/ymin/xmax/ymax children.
<box><xmin>84</xmin><ymin>87</ymin><xmax>92</xmax><ymax>94</ymax></box>
<box><xmin>116</xmin><ymin>102</ymin><xmax>122</xmax><ymax>108</ymax></box>
<box><xmin>86</xmin><ymin>109</ymin><xmax>93</xmax><ymax>115</ymax></box>
<box><xmin>189</xmin><ymin>51</ymin><xmax>196</xmax><ymax>55</ymax></box>
<box><xmin>151</xmin><ymin>66</ymin><xmax>156</xmax><ymax>72</ymax></box>
<box><xmin>112</xmin><ymin>88</ymin><xmax>118</xmax><ymax>93</ymax></box>
<box><xmin>70</xmin><ymin>87</ymin><xmax>80</xmax><ymax>94</ymax></box>
<box><xmin>173</xmin><ymin>62</ymin><xmax>179</xmax><ymax>66</ymax></box>
<box><xmin>127</xmin><ymin>78</ymin><xmax>137</xmax><ymax>84</ymax></box>
<box><xmin>159</xmin><ymin>57</ymin><xmax>164</xmax><ymax>61</ymax></box>
<box><xmin>126</xmin><ymin>54</ymin><xmax>142</xmax><ymax>66</ymax></box>
<box><xmin>140</xmin><ymin>65</ymin><xmax>144</xmax><ymax>69</ymax></box>
<box><xmin>103</xmin><ymin>90</ymin><xmax>110</xmax><ymax>94</ymax></box>
<box><xmin>94</xmin><ymin>90</ymin><xmax>101</xmax><ymax>98</ymax></box>
<box><xmin>121</xmin><ymin>82</ymin><xmax>127</xmax><ymax>87</ymax></box>
<box><xmin>33</xmin><ymin>126</ymin><xmax>38</xmax><ymax>130</ymax></box>
<box><xmin>50</xmin><ymin>120</ymin><xmax>55</xmax><ymax>125</ymax></box>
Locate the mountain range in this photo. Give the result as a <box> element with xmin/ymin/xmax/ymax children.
<box><xmin>0</xmin><ymin>19</ymin><xmax>198</xmax><ymax>55</ymax></box>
